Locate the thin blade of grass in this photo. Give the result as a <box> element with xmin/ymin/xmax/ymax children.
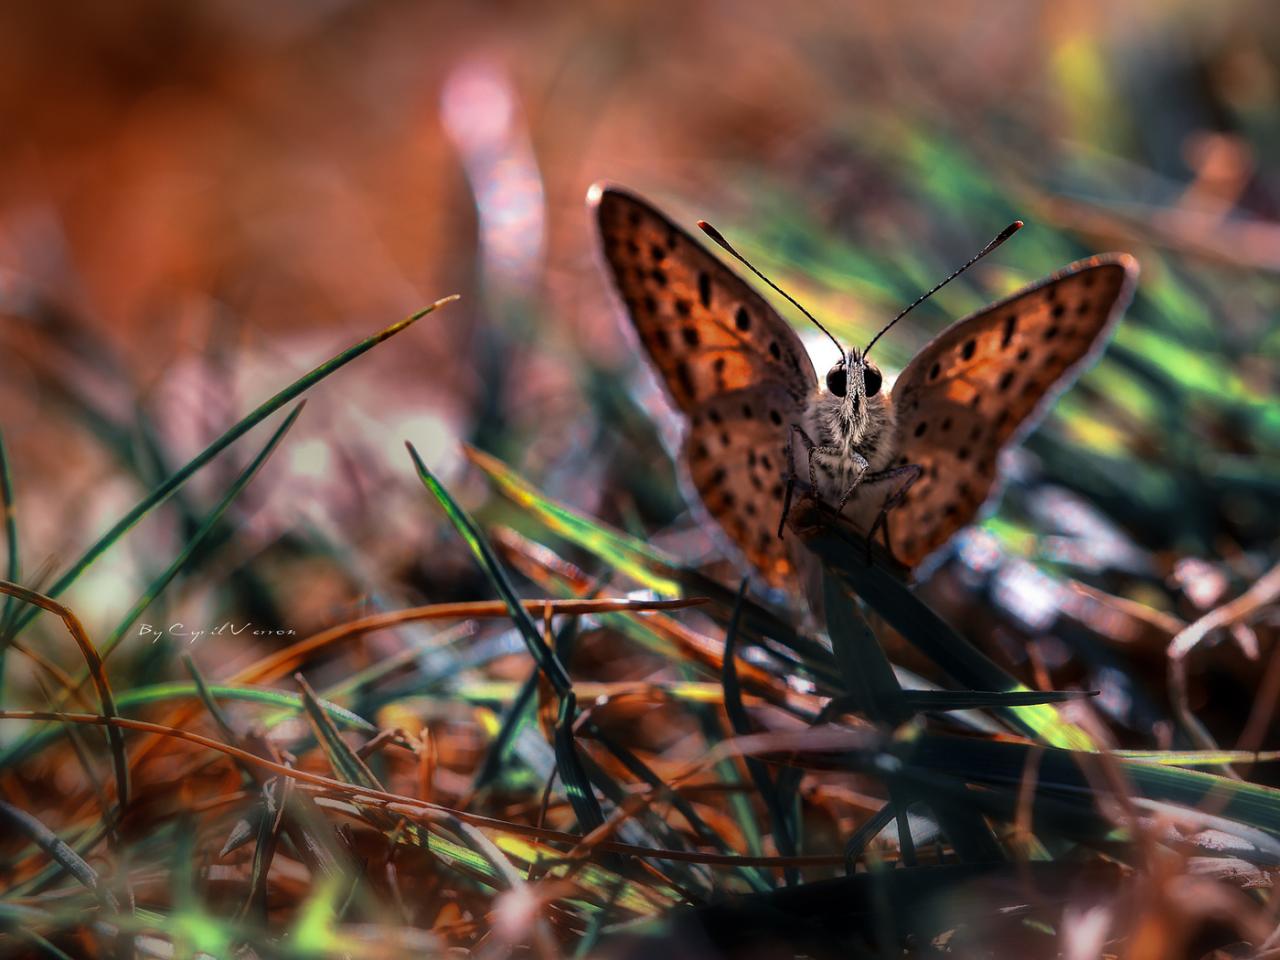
<box><xmin>0</xmin><ymin>430</ymin><xmax>19</xmax><ymax>646</ymax></box>
<box><xmin>0</xmin><ymin>404</ymin><xmax>307</xmax><ymax>773</ymax></box>
<box><xmin>471</xmin><ymin>663</ymin><xmax>540</xmax><ymax>791</ymax></box>
<box><xmin>0</xmin><ymin>583</ymin><xmax>128</xmax><ymax>813</ymax></box>
<box><xmin>409</xmin><ymin>445</ymin><xmax>621</xmax><ymax>870</ymax></box>
<box><xmin>553</xmin><ymin>692</ymin><xmax>607</xmax><ymax>836</ymax></box>
<box><xmin>909</xmin><ymin>733</ymin><xmax>1280</xmax><ymax>841</ymax></box>
<box><xmin>471</xmin><ymin>593</ymin><xmax>594</xmax><ymax>793</ymax></box>
<box><xmin>0</xmin><ymin>801</ymin><xmax>119</xmax><ymax>914</ymax></box>
<box><xmin>1115</xmin><ymin>749</ymin><xmax>1280</xmax><ymax>766</ymax></box>
<box><xmin>902</xmin><ymin>689</ymin><xmax>1097</xmax><ymax>710</ymax></box>
<box><xmin>407</xmin><ymin>441</ymin><xmax>571</xmax><ymax>696</ymax></box>
<box><xmin>296</xmin><ymin>674</ymin><xmax>383</xmax><ymax>793</ymax></box>
<box><xmin>465</xmin><ymin>444</ymin><xmax>681</xmax><ymax>596</ymax></box>
<box><xmin>239</xmin><ymin>774</ymin><xmax>292</xmax><ymax>924</ymax></box>
<box><xmin>6</xmin><ymin>296</ymin><xmax>458</xmax><ymax>641</ymax></box>
<box><xmin>819</xmin><ymin>572</ymin><xmax>1002</xmax><ymax>864</ymax></box>
<box><xmin>101</xmin><ymin>402</ymin><xmax>306</xmax><ymax>658</ymax></box>
<box><xmin>181</xmin><ymin>655</ymin><xmax>238</xmax><ymax>738</ymax></box>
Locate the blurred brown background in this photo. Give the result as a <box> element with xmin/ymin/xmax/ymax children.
<box><xmin>0</xmin><ymin>0</ymin><xmax>1276</xmax><ymax>649</ymax></box>
<box><xmin>5</xmin><ymin>7</ymin><xmax>1280</xmax><ymax>953</ymax></box>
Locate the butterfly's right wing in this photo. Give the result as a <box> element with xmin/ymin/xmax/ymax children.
<box><xmin>886</xmin><ymin>254</ymin><xmax>1138</xmax><ymax>568</ymax></box>
<box><xmin>682</xmin><ymin>385</ymin><xmax>808</xmax><ymax>587</ymax></box>
<box><xmin>591</xmin><ymin>183</ymin><xmax>818</xmax><ymax>586</ymax></box>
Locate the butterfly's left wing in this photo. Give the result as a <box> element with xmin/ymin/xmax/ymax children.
<box><xmin>886</xmin><ymin>254</ymin><xmax>1139</xmax><ymax>568</ymax></box>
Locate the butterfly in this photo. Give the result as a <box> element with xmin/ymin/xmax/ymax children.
<box><xmin>589</xmin><ymin>182</ymin><xmax>1139</xmax><ymax>588</ymax></box>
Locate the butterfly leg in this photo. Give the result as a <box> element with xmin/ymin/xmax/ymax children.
<box><xmin>778</xmin><ymin>424</ymin><xmax>817</xmax><ymax>538</ymax></box>
<box><xmin>835</xmin><ymin>452</ymin><xmax>871</xmax><ymax>516</ymax></box>
<box><xmin>862</xmin><ymin>463</ymin><xmax>924</xmax><ymax>559</ymax></box>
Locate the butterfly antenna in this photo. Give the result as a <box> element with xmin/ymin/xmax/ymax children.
<box><xmin>863</xmin><ymin>220</ymin><xmax>1023</xmax><ymax>358</ymax></box>
<box><xmin>697</xmin><ymin>220</ymin><xmax>846</xmax><ymax>359</ymax></box>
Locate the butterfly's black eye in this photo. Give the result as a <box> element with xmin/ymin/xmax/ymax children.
<box><xmin>825</xmin><ymin>363</ymin><xmax>847</xmax><ymax>397</ymax></box>
<box><xmin>864</xmin><ymin>363</ymin><xmax>883</xmax><ymax>397</ymax></box>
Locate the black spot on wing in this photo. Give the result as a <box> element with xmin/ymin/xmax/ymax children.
<box><xmin>1001</xmin><ymin>313</ymin><xmax>1017</xmax><ymax>348</ymax></box>
<box><xmin>698</xmin><ymin>272</ymin><xmax>712</xmax><ymax>308</ymax></box>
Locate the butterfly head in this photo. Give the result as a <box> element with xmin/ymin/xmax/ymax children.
<box><xmin>824</xmin><ymin>350</ymin><xmax>883</xmax><ymax>427</ymax></box>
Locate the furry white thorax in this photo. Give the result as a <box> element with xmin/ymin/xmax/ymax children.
<box><xmin>797</xmin><ymin>356</ymin><xmax>898</xmax><ymax>507</ymax></box>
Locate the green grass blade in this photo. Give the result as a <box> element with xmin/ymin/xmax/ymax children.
<box><xmin>7</xmin><ymin>296</ymin><xmax>458</xmax><ymax>640</ymax></box>
<box><xmin>181</xmin><ymin>654</ymin><xmax>238</xmax><ymax>740</ymax></box>
<box><xmin>296</xmin><ymin>674</ymin><xmax>383</xmax><ymax>792</ymax></box>
<box><xmin>407</xmin><ymin>441</ymin><xmax>571</xmax><ymax>695</ymax></box>
<box><xmin>101</xmin><ymin>402</ymin><xmax>305</xmax><ymax>659</ymax></box>
<box><xmin>902</xmin><ymin>689</ymin><xmax>1096</xmax><ymax>711</ymax></box>
<box><xmin>553</xmin><ymin>691</ymin><xmax>607</xmax><ymax>836</ymax></box>
<box><xmin>471</xmin><ymin>664</ymin><xmax>539</xmax><ymax>791</ymax></box>
<box><xmin>465</xmin><ymin>444</ymin><xmax>681</xmax><ymax>596</ymax></box>
<box><xmin>2</xmin><ymin>682</ymin><xmax>376</xmax><ymax>768</ymax></box>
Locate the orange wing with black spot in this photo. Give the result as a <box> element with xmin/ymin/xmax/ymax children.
<box><xmin>590</xmin><ymin>183</ymin><xmax>816</xmax><ymax>409</ymax></box>
<box><xmin>682</xmin><ymin>385</ymin><xmax>808</xmax><ymax>586</ymax></box>
<box><xmin>590</xmin><ymin>183</ymin><xmax>816</xmax><ymax>586</ymax></box>
<box><xmin>887</xmin><ymin>254</ymin><xmax>1139</xmax><ymax>568</ymax></box>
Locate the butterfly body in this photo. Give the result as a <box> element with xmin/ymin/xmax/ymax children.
<box><xmin>589</xmin><ymin>182</ymin><xmax>1138</xmax><ymax>587</ymax></box>
<box><xmin>800</xmin><ymin>352</ymin><xmax>897</xmax><ymax>505</ymax></box>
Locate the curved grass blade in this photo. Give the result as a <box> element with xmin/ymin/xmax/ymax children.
<box><xmin>100</xmin><ymin>402</ymin><xmax>306</xmax><ymax>659</ymax></box>
<box><xmin>0</xmin><ymin>583</ymin><xmax>128</xmax><ymax>812</ymax></box>
<box><xmin>11</xmin><ymin>682</ymin><xmax>376</xmax><ymax>760</ymax></box>
<box><xmin>235</xmin><ymin>596</ymin><xmax>697</xmax><ymax>692</ymax></box>
<box><xmin>182</xmin><ymin>655</ymin><xmax>237</xmax><ymax>737</ymax></box>
<box><xmin>6</xmin><ymin>296</ymin><xmax>458</xmax><ymax>641</ymax></box>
